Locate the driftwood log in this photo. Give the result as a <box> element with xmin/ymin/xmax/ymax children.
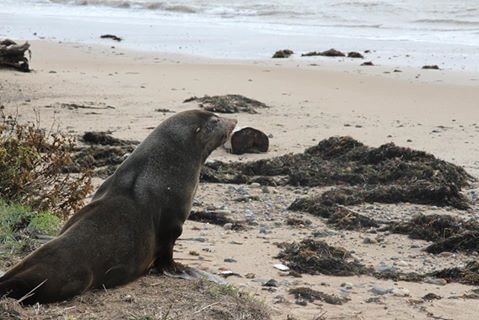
<box><xmin>0</xmin><ymin>39</ymin><xmax>31</xmax><ymax>72</ymax></box>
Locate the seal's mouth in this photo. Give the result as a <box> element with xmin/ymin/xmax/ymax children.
<box><xmin>222</xmin><ymin>118</ymin><xmax>237</xmax><ymax>144</ymax></box>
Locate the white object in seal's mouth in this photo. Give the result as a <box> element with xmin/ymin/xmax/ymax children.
<box><xmin>223</xmin><ymin>126</ymin><xmax>243</xmax><ymax>153</ymax></box>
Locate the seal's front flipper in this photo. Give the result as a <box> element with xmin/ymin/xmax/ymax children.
<box><xmin>182</xmin><ymin>266</ymin><xmax>227</xmax><ymax>285</ymax></box>
<box><xmin>161</xmin><ymin>263</ymin><xmax>226</xmax><ymax>285</ymax></box>
<box><xmin>158</xmin><ymin>261</ymin><xmax>190</xmax><ymax>279</ymax></box>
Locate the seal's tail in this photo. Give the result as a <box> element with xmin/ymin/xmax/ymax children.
<box><xmin>0</xmin><ymin>270</ymin><xmax>48</xmax><ymax>305</ymax></box>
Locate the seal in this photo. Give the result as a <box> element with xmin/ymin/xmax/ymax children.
<box><xmin>0</xmin><ymin>110</ymin><xmax>236</xmax><ymax>304</ymax></box>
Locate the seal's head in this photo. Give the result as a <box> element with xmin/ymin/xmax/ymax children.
<box><xmin>162</xmin><ymin>109</ymin><xmax>237</xmax><ymax>161</ymax></box>
<box><xmin>195</xmin><ymin>112</ymin><xmax>236</xmax><ymax>155</ymax></box>
<box><xmin>194</xmin><ymin>111</ymin><xmax>237</xmax><ymax>160</ymax></box>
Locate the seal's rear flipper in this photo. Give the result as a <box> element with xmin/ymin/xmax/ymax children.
<box><xmin>0</xmin><ymin>278</ymin><xmax>32</xmax><ymax>301</ymax></box>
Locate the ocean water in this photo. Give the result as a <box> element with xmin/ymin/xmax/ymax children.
<box><xmin>1</xmin><ymin>0</ymin><xmax>479</xmax><ymax>70</ymax></box>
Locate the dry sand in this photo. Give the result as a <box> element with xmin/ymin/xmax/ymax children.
<box><xmin>1</xmin><ymin>40</ymin><xmax>479</xmax><ymax>320</ymax></box>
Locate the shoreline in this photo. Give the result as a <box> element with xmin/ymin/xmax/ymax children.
<box><xmin>2</xmin><ymin>8</ymin><xmax>479</xmax><ymax>72</ymax></box>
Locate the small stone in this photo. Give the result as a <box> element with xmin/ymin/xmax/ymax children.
<box><xmin>438</xmin><ymin>252</ymin><xmax>453</xmax><ymax>258</ymax></box>
<box><xmin>190</xmin><ymin>237</ymin><xmax>206</xmax><ymax>242</ymax></box>
<box><xmin>424</xmin><ymin>277</ymin><xmax>447</xmax><ymax>286</ymax></box>
<box><xmin>363</xmin><ymin>237</ymin><xmax>377</xmax><ymax>244</ymax></box>
<box><xmin>392</xmin><ymin>288</ymin><xmax>410</xmax><ymax>297</ymax></box>
<box><xmin>395</xmin><ymin>260</ymin><xmax>409</xmax><ymax>267</ymax></box>
<box><xmin>376</xmin><ymin>262</ymin><xmax>397</xmax><ymax>273</ymax></box>
<box><xmin>273</xmin><ymin>295</ymin><xmax>287</xmax><ymax>304</ymax></box>
<box><xmin>272</xmin><ymin>49</ymin><xmax>294</xmax><ymax>58</ymax></box>
<box><xmin>348</xmin><ymin>51</ymin><xmax>364</xmax><ymax>59</ymax></box>
<box><xmin>123</xmin><ymin>294</ymin><xmax>134</xmax><ymax>302</ymax></box>
<box><xmin>320</xmin><ymin>48</ymin><xmax>345</xmax><ymax>57</ymax></box>
<box><xmin>339</xmin><ymin>287</ymin><xmax>352</xmax><ymax>296</ymax></box>
<box><xmin>245</xmin><ymin>273</ymin><xmax>256</xmax><ymax>279</ymax></box>
<box><xmin>259</xmin><ymin>225</ymin><xmax>270</xmax><ymax>234</ymax></box>
<box><xmin>250</xmin><ymin>182</ymin><xmax>261</xmax><ymax>188</ymax></box>
<box><xmin>288</xmin><ymin>271</ymin><xmax>302</xmax><ymax>278</ymax></box>
<box><xmin>189</xmin><ymin>250</ymin><xmax>200</xmax><ymax>256</ymax></box>
<box><xmin>365</xmin><ymin>297</ymin><xmax>382</xmax><ymax>303</ymax></box>
<box><xmin>422</xmin><ymin>65</ymin><xmax>440</xmax><ymax>70</ymax></box>
<box><xmin>422</xmin><ymin>293</ymin><xmax>441</xmax><ymax>301</ymax></box>
<box><xmin>224</xmin><ymin>258</ymin><xmax>237</xmax><ymax>263</ymax></box>
<box><xmin>219</xmin><ymin>270</ymin><xmax>241</xmax><ymax>278</ymax></box>
<box><xmin>340</xmin><ymin>282</ymin><xmax>353</xmax><ymax>290</ymax></box>
<box><xmin>370</xmin><ymin>286</ymin><xmax>393</xmax><ymax>295</ymax></box>
<box><xmin>244</xmin><ymin>209</ymin><xmax>256</xmax><ymax>221</ymax></box>
<box><xmin>273</xmin><ymin>263</ymin><xmax>290</xmax><ymax>271</ymax></box>
<box><xmin>295</xmin><ymin>298</ymin><xmax>308</xmax><ymax>306</ymax></box>
<box><xmin>223</xmin><ymin>223</ymin><xmax>233</xmax><ymax>230</ymax></box>
<box><xmin>263</xmin><ymin>279</ymin><xmax>278</xmax><ymax>287</ymax></box>
<box><xmin>215</xmin><ymin>208</ymin><xmax>232</xmax><ymax>215</ymax></box>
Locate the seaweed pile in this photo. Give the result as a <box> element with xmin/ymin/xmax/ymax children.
<box><xmin>289</xmin><ymin>182</ymin><xmax>470</xmax><ymax>220</ymax></box>
<box><xmin>279</xmin><ymin>239</ymin><xmax>479</xmax><ymax>286</ymax></box>
<box><xmin>0</xmin><ymin>39</ymin><xmax>31</xmax><ymax>72</ymax></box>
<box><xmin>276</xmin><ymin>239</ymin><xmax>370</xmax><ymax>276</ymax></box>
<box><xmin>377</xmin><ymin>260</ymin><xmax>479</xmax><ymax>286</ymax></box>
<box><xmin>291</xmin><ymin>208</ymin><xmax>479</xmax><ymax>254</ymax></box>
<box><xmin>388</xmin><ymin>214</ymin><xmax>479</xmax><ymax>242</ymax></box>
<box><xmin>426</xmin><ymin>232</ymin><xmax>479</xmax><ymax>254</ymax></box>
<box><xmin>430</xmin><ymin>261</ymin><xmax>479</xmax><ymax>286</ymax></box>
<box><xmin>327</xmin><ymin>206</ymin><xmax>380</xmax><ymax>231</ymax></box>
<box><xmin>289</xmin><ymin>287</ymin><xmax>347</xmax><ymax>305</ymax></box>
<box><xmin>387</xmin><ymin>214</ymin><xmax>479</xmax><ymax>253</ymax></box>
<box><xmin>63</xmin><ymin>131</ymin><xmax>138</xmax><ymax>178</ymax></box>
<box><xmin>188</xmin><ymin>210</ymin><xmax>246</xmax><ymax>231</ymax></box>
<box><xmin>202</xmin><ymin>136</ymin><xmax>473</xmax><ymax>211</ymax></box>
<box><xmin>81</xmin><ymin>131</ymin><xmax>137</xmax><ymax>146</ymax></box>
<box><xmin>184</xmin><ymin>94</ymin><xmax>270</xmax><ymax>114</ymax></box>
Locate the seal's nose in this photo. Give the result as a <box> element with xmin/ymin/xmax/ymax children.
<box><xmin>223</xmin><ymin>117</ymin><xmax>237</xmax><ymax>136</ymax></box>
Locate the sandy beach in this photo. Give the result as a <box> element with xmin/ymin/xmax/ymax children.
<box><xmin>2</xmin><ymin>40</ymin><xmax>479</xmax><ymax>170</ymax></box>
<box><xmin>1</xmin><ymin>40</ymin><xmax>479</xmax><ymax>319</ymax></box>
